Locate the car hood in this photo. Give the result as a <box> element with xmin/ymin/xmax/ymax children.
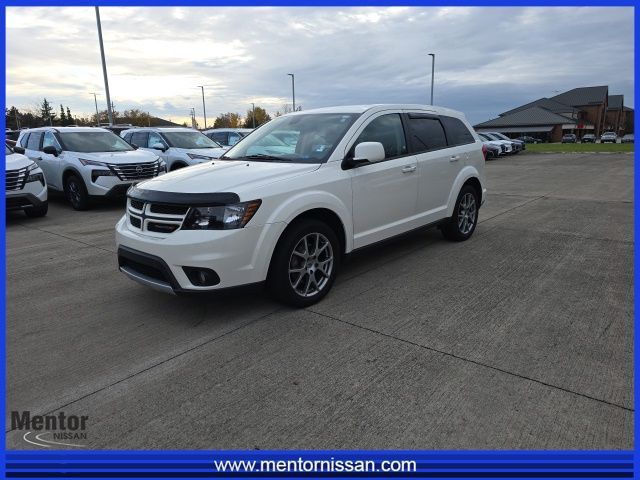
<box><xmin>173</xmin><ymin>147</ymin><xmax>228</xmax><ymax>159</ymax></box>
<box><xmin>70</xmin><ymin>149</ymin><xmax>160</xmax><ymax>164</ymax></box>
<box><xmin>6</xmin><ymin>152</ymin><xmax>34</xmax><ymax>170</ymax></box>
<box><xmin>137</xmin><ymin>160</ymin><xmax>320</xmax><ymax>196</ymax></box>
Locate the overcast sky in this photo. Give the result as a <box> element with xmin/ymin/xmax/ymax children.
<box><xmin>6</xmin><ymin>7</ymin><xmax>634</xmax><ymax>126</ymax></box>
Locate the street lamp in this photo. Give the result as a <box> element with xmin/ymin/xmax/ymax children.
<box><xmin>95</xmin><ymin>7</ymin><xmax>113</xmax><ymax>125</ymax></box>
<box><xmin>251</xmin><ymin>103</ymin><xmax>256</xmax><ymax>128</ymax></box>
<box><xmin>287</xmin><ymin>73</ymin><xmax>296</xmax><ymax>112</ymax></box>
<box><xmin>90</xmin><ymin>92</ymin><xmax>99</xmax><ymax>126</ymax></box>
<box><xmin>197</xmin><ymin>86</ymin><xmax>207</xmax><ymax>129</ymax></box>
<box><xmin>428</xmin><ymin>53</ymin><xmax>435</xmax><ymax>105</ymax></box>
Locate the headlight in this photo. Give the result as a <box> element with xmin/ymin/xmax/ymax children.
<box><xmin>79</xmin><ymin>158</ymin><xmax>109</xmax><ymax>167</ymax></box>
<box><xmin>186</xmin><ymin>153</ymin><xmax>213</xmax><ymax>161</ymax></box>
<box><xmin>182</xmin><ymin>200</ymin><xmax>261</xmax><ymax>230</ymax></box>
<box><xmin>158</xmin><ymin>158</ymin><xmax>167</xmax><ymax>172</ymax></box>
<box><xmin>27</xmin><ymin>162</ymin><xmax>39</xmax><ymax>172</ymax></box>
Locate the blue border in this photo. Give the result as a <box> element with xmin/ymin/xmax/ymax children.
<box><xmin>1</xmin><ymin>2</ymin><xmax>636</xmax><ymax>479</ymax></box>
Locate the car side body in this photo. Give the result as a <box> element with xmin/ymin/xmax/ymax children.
<box><xmin>5</xmin><ymin>144</ymin><xmax>48</xmax><ymax>217</ymax></box>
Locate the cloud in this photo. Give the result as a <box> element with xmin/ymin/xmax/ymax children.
<box><xmin>6</xmin><ymin>6</ymin><xmax>633</xmax><ymax>126</ymax></box>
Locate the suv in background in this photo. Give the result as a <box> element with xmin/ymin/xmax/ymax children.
<box><xmin>203</xmin><ymin>128</ymin><xmax>253</xmax><ymax>148</ymax></box>
<box><xmin>116</xmin><ymin>104</ymin><xmax>486</xmax><ymax>306</ymax></box>
<box><xmin>562</xmin><ymin>134</ymin><xmax>577</xmax><ymax>143</ymax></box>
<box><xmin>122</xmin><ymin>127</ymin><xmax>227</xmax><ymax>171</ymax></box>
<box><xmin>600</xmin><ymin>132</ymin><xmax>618</xmax><ymax>143</ymax></box>
<box><xmin>515</xmin><ymin>136</ymin><xmax>541</xmax><ymax>144</ymax></box>
<box><xmin>477</xmin><ymin>132</ymin><xmax>513</xmax><ymax>154</ymax></box>
<box><xmin>581</xmin><ymin>134</ymin><xmax>596</xmax><ymax>143</ymax></box>
<box><xmin>487</xmin><ymin>132</ymin><xmax>526</xmax><ymax>152</ymax></box>
<box><xmin>622</xmin><ymin>134</ymin><xmax>634</xmax><ymax>143</ymax></box>
<box><xmin>17</xmin><ymin>127</ymin><xmax>164</xmax><ymax>210</ymax></box>
<box><xmin>5</xmin><ymin>144</ymin><xmax>48</xmax><ymax>217</ymax></box>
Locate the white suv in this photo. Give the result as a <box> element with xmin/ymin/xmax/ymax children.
<box><xmin>17</xmin><ymin>127</ymin><xmax>164</xmax><ymax>210</ymax></box>
<box><xmin>116</xmin><ymin>105</ymin><xmax>486</xmax><ymax>306</ymax></box>
<box><xmin>5</xmin><ymin>144</ymin><xmax>48</xmax><ymax>217</ymax></box>
<box><xmin>121</xmin><ymin>127</ymin><xmax>227</xmax><ymax>171</ymax></box>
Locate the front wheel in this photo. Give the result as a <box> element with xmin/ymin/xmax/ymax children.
<box><xmin>24</xmin><ymin>202</ymin><xmax>48</xmax><ymax>218</ymax></box>
<box><xmin>441</xmin><ymin>185</ymin><xmax>479</xmax><ymax>242</ymax></box>
<box><xmin>267</xmin><ymin>219</ymin><xmax>340</xmax><ymax>307</ymax></box>
<box><xmin>64</xmin><ymin>174</ymin><xmax>90</xmax><ymax>210</ymax></box>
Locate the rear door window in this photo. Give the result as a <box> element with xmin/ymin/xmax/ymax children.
<box><xmin>406</xmin><ymin>116</ymin><xmax>448</xmax><ymax>153</ymax></box>
<box><xmin>440</xmin><ymin>116</ymin><xmax>475</xmax><ymax>146</ymax></box>
<box><xmin>27</xmin><ymin>132</ymin><xmax>43</xmax><ymax>151</ymax></box>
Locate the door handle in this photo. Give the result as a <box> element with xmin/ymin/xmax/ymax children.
<box><xmin>449</xmin><ymin>155</ymin><xmax>460</xmax><ymax>162</ymax></box>
<box><xmin>401</xmin><ymin>165</ymin><xmax>416</xmax><ymax>173</ymax></box>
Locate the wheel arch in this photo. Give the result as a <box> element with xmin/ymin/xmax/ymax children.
<box><xmin>446</xmin><ymin>167</ymin><xmax>484</xmax><ymax>217</ymax></box>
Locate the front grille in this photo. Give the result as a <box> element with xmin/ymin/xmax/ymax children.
<box><xmin>110</xmin><ymin>160</ymin><xmax>161</xmax><ymax>181</ymax></box>
<box><xmin>127</xmin><ymin>197</ymin><xmax>188</xmax><ymax>236</ymax></box>
<box><xmin>6</xmin><ymin>167</ymin><xmax>28</xmax><ymax>191</ymax></box>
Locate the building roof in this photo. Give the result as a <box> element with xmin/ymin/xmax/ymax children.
<box><xmin>500</xmin><ymin>97</ymin><xmax>577</xmax><ymax>117</ymax></box>
<box><xmin>607</xmin><ymin>95</ymin><xmax>624</xmax><ymax>110</ymax></box>
<box><xmin>623</xmin><ymin>106</ymin><xmax>634</xmax><ymax>112</ymax></box>
<box><xmin>549</xmin><ymin>86</ymin><xmax>608</xmax><ymax>107</ymax></box>
<box><xmin>474</xmin><ymin>106</ymin><xmax>579</xmax><ymax>128</ymax></box>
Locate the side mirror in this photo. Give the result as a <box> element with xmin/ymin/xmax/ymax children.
<box><xmin>151</xmin><ymin>143</ymin><xmax>167</xmax><ymax>152</ymax></box>
<box><xmin>13</xmin><ymin>146</ymin><xmax>25</xmax><ymax>154</ymax></box>
<box><xmin>42</xmin><ymin>145</ymin><xmax>59</xmax><ymax>156</ymax></box>
<box><xmin>342</xmin><ymin>142</ymin><xmax>385</xmax><ymax>170</ymax></box>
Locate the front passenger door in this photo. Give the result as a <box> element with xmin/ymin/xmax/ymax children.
<box><xmin>348</xmin><ymin>113</ymin><xmax>419</xmax><ymax>248</ymax></box>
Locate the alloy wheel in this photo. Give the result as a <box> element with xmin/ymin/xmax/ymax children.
<box><xmin>457</xmin><ymin>192</ymin><xmax>477</xmax><ymax>235</ymax></box>
<box><xmin>288</xmin><ymin>232</ymin><xmax>334</xmax><ymax>298</ymax></box>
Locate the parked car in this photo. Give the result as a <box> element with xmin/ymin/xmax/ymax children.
<box><xmin>481</xmin><ymin>132</ymin><xmax>521</xmax><ymax>153</ymax></box>
<box><xmin>104</xmin><ymin>124</ymin><xmax>135</xmax><ymax>136</ymax></box>
<box><xmin>621</xmin><ymin>134</ymin><xmax>634</xmax><ymax>143</ymax></box>
<box><xmin>484</xmin><ymin>143</ymin><xmax>501</xmax><ymax>159</ymax></box>
<box><xmin>515</xmin><ymin>136</ymin><xmax>541</xmax><ymax>144</ymax></box>
<box><xmin>600</xmin><ymin>132</ymin><xmax>618</xmax><ymax>143</ymax></box>
<box><xmin>116</xmin><ymin>104</ymin><xmax>486</xmax><ymax>306</ymax></box>
<box><xmin>561</xmin><ymin>134</ymin><xmax>577</xmax><ymax>143</ymax></box>
<box><xmin>17</xmin><ymin>127</ymin><xmax>165</xmax><ymax>210</ymax></box>
<box><xmin>581</xmin><ymin>134</ymin><xmax>596</xmax><ymax>143</ymax></box>
<box><xmin>203</xmin><ymin>128</ymin><xmax>253</xmax><ymax>148</ymax></box>
<box><xmin>121</xmin><ymin>127</ymin><xmax>227</xmax><ymax>171</ymax></box>
<box><xmin>487</xmin><ymin>132</ymin><xmax>526</xmax><ymax>151</ymax></box>
<box><xmin>5</xmin><ymin>143</ymin><xmax>48</xmax><ymax>217</ymax></box>
<box><xmin>477</xmin><ymin>132</ymin><xmax>513</xmax><ymax>154</ymax></box>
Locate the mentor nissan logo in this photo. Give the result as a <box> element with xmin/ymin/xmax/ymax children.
<box><xmin>11</xmin><ymin>411</ymin><xmax>88</xmax><ymax>448</ymax></box>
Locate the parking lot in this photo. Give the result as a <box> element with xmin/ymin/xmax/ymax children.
<box><xmin>6</xmin><ymin>152</ymin><xmax>633</xmax><ymax>450</ymax></box>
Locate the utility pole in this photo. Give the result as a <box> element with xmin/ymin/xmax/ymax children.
<box><xmin>148</xmin><ymin>112</ymin><xmax>151</xmax><ymax>127</ymax></box>
<box><xmin>90</xmin><ymin>93</ymin><xmax>99</xmax><ymax>126</ymax></box>
<box><xmin>251</xmin><ymin>103</ymin><xmax>256</xmax><ymax>128</ymax></box>
<box><xmin>428</xmin><ymin>53</ymin><xmax>435</xmax><ymax>105</ymax></box>
<box><xmin>197</xmin><ymin>86</ymin><xmax>207</xmax><ymax>129</ymax></box>
<box><xmin>287</xmin><ymin>73</ymin><xmax>296</xmax><ymax>112</ymax></box>
<box><xmin>14</xmin><ymin>109</ymin><xmax>19</xmax><ymax>130</ymax></box>
<box><xmin>95</xmin><ymin>7</ymin><xmax>113</xmax><ymax>125</ymax></box>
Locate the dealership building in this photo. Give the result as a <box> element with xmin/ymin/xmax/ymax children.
<box><xmin>474</xmin><ymin>86</ymin><xmax>633</xmax><ymax>142</ymax></box>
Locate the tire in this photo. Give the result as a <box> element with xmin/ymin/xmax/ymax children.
<box><xmin>267</xmin><ymin>219</ymin><xmax>340</xmax><ymax>307</ymax></box>
<box><xmin>64</xmin><ymin>174</ymin><xmax>90</xmax><ymax>210</ymax></box>
<box><xmin>24</xmin><ymin>201</ymin><xmax>48</xmax><ymax>218</ymax></box>
<box><xmin>170</xmin><ymin>162</ymin><xmax>187</xmax><ymax>171</ymax></box>
<box><xmin>441</xmin><ymin>185</ymin><xmax>479</xmax><ymax>242</ymax></box>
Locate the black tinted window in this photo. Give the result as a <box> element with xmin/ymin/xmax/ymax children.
<box><xmin>210</xmin><ymin>132</ymin><xmax>227</xmax><ymax>145</ymax></box>
<box><xmin>130</xmin><ymin>132</ymin><xmax>148</xmax><ymax>148</ymax></box>
<box><xmin>407</xmin><ymin>117</ymin><xmax>447</xmax><ymax>153</ymax></box>
<box><xmin>354</xmin><ymin>114</ymin><xmax>407</xmax><ymax>159</ymax></box>
<box><xmin>27</xmin><ymin>132</ymin><xmax>42</xmax><ymax>150</ymax></box>
<box><xmin>441</xmin><ymin>116</ymin><xmax>475</xmax><ymax>146</ymax></box>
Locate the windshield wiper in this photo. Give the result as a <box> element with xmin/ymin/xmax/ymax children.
<box><xmin>244</xmin><ymin>154</ymin><xmax>291</xmax><ymax>162</ymax></box>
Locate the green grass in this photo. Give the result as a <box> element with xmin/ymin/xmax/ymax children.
<box><xmin>524</xmin><ymin>142</ymin><xmax>634</xmax><ymax>153</ymax></box>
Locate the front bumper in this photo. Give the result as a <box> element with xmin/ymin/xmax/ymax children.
<box><xmin>6</xmin><ymin>180</ymin><xmax>48</xmax><ymax>210</ymax></box>
<box><xmin>115</xmin><ymin>216</ymin><xmax>286</xmax><ymax>292</ymax></box>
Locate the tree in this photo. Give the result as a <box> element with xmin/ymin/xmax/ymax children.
<box><xmin>6</xmin><ymin>106</ymin><xmax>21</xmax><ymax>129</ymax></box>
<box><xmin>243</xmin><ymin>106</ymin><xmax>271</xmax><ymax>128</ymax></box>
<box><xmin>40</xmin><ymin>98</ymin><xmax>55</xmax><ymax>126</ymax></box>
<box><xmin>66</xmin><ymin>107</ymin><xmax>73</xmax><ymax>125</ymax></box>
<box><xmin>59</xmin><ymin>105</ymin><xmax>67</xmax><ymax>126</ymax></box>
<box><xmin>213</xmin><ymin>112</ymin><xmax>243</xmax><ymax>129</ymax></box>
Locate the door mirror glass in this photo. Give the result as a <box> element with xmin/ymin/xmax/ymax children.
<box><xmin>354</xmin><ymin>142</ymin><xmax>385</xmax><ymax>163</ymax></box>
<box><xmin>42</xmin><ymin>145</ymin><xmax>59</xmax><ymax>156</ymax></box>
<box><xmin>151</xmin><ymin>143</ymin><xmax>166</xmax><ymax>152</ymax></box>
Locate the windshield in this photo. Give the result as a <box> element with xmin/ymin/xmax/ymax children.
<box><xmin>59</xmin><ymin>131</ymin><xmax>134</xmax><ymax>153</ymax></box>
<box><xmin>222</xmin><ymin>113</ymin><xmax>361</xmax><ymax>163</ymax></box>
<box><xmin>162</xmin><ymin>131</ymin><xmax>221</xmax><ymax>149</ymax></box>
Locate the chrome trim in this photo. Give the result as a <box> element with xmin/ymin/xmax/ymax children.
<box><xmin>119</xmin><ymin>266</ymin><xmax>176</xmax><ymax>295</ymax></box>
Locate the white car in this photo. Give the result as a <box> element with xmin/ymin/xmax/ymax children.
<box><xmin>116</xmin><ymin>104</ymin><xmax>486</xmax><ymax>306</ymax></box>
<box><xmin>5</xmin><ymin>144</ymin><xmax>48</xmax><ymax>217</ymax></box>
<box><xmin>477</xmin><ymin>132</ymin><xmax>513</xmax><ymax>154</ymax></box>
<box><xmin>203</xmin><ymin>128</ymin><xmax>253</xmax><ymax>148</ymax></box>
<box><xmin>16</xmin><ymin>127</ymin><xmax>164</xmax><ymax>210</ymax></box>
<box><xmin>121</xmin><ymin>127</ymin><xmax>227</xmax><ymax>171</ymax></box>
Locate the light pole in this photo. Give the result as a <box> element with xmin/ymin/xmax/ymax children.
<box><xmin>197</xmin><ymin>86</ymin><xmax>207</xmax><ymax>129</ymax></box>
<box><xmin>90</xmin><ymin>93</ymin><xmax>100</xmax><ymax>125</ymax></box>
<box><xmin>428</xmin><ymin>53</ymin><xmax>435</xmax><ymax>105</ymax></box>
<box><xmin>95</xmin><ymin>7</ymin><xmax>113</xmax><ymax>125</ymax></box>
<box><xmin>251</xmin><ymin>103</ymin><xmax>256</xmax><ymax>128</ymax></box>
<box><xmin>287</xmin><ymin>73</ymin><xmax>296</xmax><ymax>112</ymax></box>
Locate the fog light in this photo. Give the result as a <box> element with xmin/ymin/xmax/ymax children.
<box><xmin>183</xmin><ymin>267</ymin><xmax>220</xmax><ymax>287</ymax></box>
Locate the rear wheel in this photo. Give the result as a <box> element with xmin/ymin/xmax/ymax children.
<box><xmin>64</xmin><ymin>174</ymin><xmax>90</xmax><ymax>210</ymax></box>
<box><xmin>24</xmin><ymin>201</ymin><xmax>48</xmax><ymax>218</ymax></box>
<box><xmin>441</xmin><ymin>185</ymin><xmax>479</xmax><ymax>242</ymax></box>
<box><xmin>267</xmin><ymin>219</ymin><xmax>340</xmax><ymax>307</ymax></box>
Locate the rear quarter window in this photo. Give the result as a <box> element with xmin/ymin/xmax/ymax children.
<box><xmin>441</xmin><ymin>116</ymin><xmax>475</xmax><ymax>147</ymax></box>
